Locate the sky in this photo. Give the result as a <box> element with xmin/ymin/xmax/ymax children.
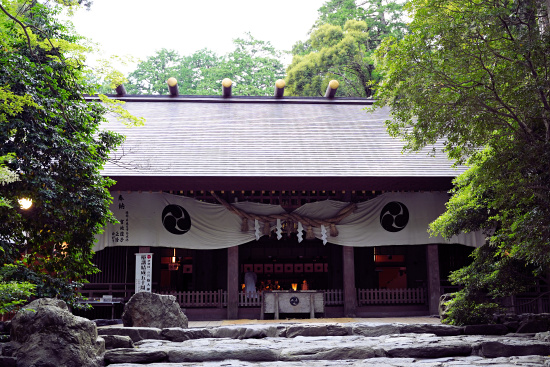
<box><xmin>64</xmin><ymin>0</ymin><xmax>328</xmax><ymax>73</ymax></box>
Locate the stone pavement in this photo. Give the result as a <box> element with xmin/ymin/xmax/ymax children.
<box><xmin>98</xmin><ymin>318</ymin><xmax>550</xmax><ymax>366</ymax></box>
<box><xmin>190</xmin><ymin>316</ymin><xmax>442</xmax><ymax>328</ymax></box>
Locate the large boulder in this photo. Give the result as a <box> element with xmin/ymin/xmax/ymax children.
<box><xmin>10</xmin><ymin>298</ymin><xmax>104</xmax><ymax>367</ymax></box>
<box><xmin>122</xmin><ymin>292</ymin><xmax>188</xmax><ymax>329</ymax></box>
<box><xmin>516</xmin><ymin>313</ymin><xmax>550</xmax><ymax>333</ymax></box>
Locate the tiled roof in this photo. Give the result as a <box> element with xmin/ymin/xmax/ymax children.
<box><xmin>96</xmin><ymin>96</ymin><xmax>462</xmax><ymax>178</ymax></box>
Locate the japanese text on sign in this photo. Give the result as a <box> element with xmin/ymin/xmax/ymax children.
<box><xmin>135</xmin><ymin>253</ymin><xmax>153</xmax><ymax>293</ymax></box>
<box><xmin>112</xmin><ymin>195</ymin><xmax>130</xmax><ymax>243</ymax></box>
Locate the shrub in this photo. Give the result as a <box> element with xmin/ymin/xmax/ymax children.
<box><xmin>442</xmin><ymin>289</ymin><xmax>502</xmax><ymax>325</ymax></box>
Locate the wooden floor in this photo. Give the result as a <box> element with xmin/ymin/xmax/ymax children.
<box><xmin>189</xmin><ymin>316</ymin><xmax>441</xmax><ymax>328</ymax></box>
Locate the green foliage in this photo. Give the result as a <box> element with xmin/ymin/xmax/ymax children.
<box><xmin>442</xmin><ymin>244</ymin><xmax>536</xmax><ymax>325</ymax></box>
<box><xmin>286</xmin><ymin>20</ymin><xmax>379</xmax><ymax>97</ymax></box>
<box><xmin>225</xmin><ymin>34</ymin><xmax>285</xmax><ymax>96</ymax></box>
<box><xmin>375</xmin><ymin>0</ymin><xmax>550</xmax><ymax>320</ymax></box>
<box><xmin>0</xmin><ymin>265</ymin><xmax>35</xmax><ymax>314</ymax></box>
<box><xmin>125</xmin><ymin>34</ymin><xmax>285</xmax><ymax>96</ymax></box>
<box><xmin>375</xmin><ymin>0</ymin><xmax>550</xmax><ymax>163</ymax></box>
<box><xmin>442</xmin><ymin>291</ymin><xmax>502</xmax><ymax>325</ymax></box>
<box><xmin>315</xmin><ymin>0</ymin><xmax>408</xmax><ymax>38</ymax></box>
<box><xmin>285</xmin><ymin>0</ymin><xmax>407</xmax><ymax>97</ymax></box>
<box><xmin>0</xmin><ymin>1</ymin><xmax>125</xmax><ymax>305</ymax></box>
<box><xmin>0</xmin><ymin>262</ymin><xmax>88</xmax><ymax>309</ymax></box>
<box><xmin>126</xmin><ymin>48</ymin><xmax>182</xmax><ymax>95</ymax></box>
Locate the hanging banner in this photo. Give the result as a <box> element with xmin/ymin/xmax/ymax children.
<box><xmin>135</xmin><ymin>253</ymin><xmax>153</xmax><ymax>293</ymax></box>
<box><xmin>96</xmin><ymin>192</ymin><xmax>484</xmax><ymax>251</ymax></box>
<box><xmin>292</xmin><ymin>192</ymin><xmax>484</xmax><ymax>248</ymax></box>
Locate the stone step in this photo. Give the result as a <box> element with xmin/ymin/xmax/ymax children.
<box><xmin>98</xmin><ymin>322</ymin><xmax>550</xmax><ymax>366</ymax></box>
<box><xmin>104</xmin><ymin>356</ymin><xmax>550</xmax><ymax>366</ymax></box>
<box><xmin>96</xmin><ymin>322</ymin><xmax>530</xmax><ymax>343</ymax></box>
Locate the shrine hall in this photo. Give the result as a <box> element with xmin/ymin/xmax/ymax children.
<box><xmin>81</xmin><ymin>80</ymin><xmax>483</xmax><ymax>320</ymax></box>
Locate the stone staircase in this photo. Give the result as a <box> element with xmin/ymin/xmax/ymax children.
<box><xmin>98</xmin><ymin>322</ymin><xmax>550</xmax><ymax>366</ymax></box>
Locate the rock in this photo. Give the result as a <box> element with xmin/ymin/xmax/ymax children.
<box><xmin>326</xmin><ymin>324</ymin><xmax>352</xmax><ymax>336</ymax></box>
<box><xmin>385</xmin><ymin>342</ymin><xmax>472</xmax><ymax>358</ymax></box>
<box><xmin>161</xmin><ymin>327</ymin><xmax>212</xmax><ymax>341</ymax></box>
<box><xmin>536</xmin><ymin>331</ymin><xmax>550</xmax><ymax>342</ymax></box>
<box><xmin>479</xmin><ymin>341</ymin><xmax>550</xmax><ymax>357</ymax></box>
<box><xmin>104</xmin><ymin>348</ymin><xmax>168</xmax><ymax>364</ymax></box>
<box><xmin>122</xmin><ymin>292</ymin><xmax>188</xmax><ymax>329</ymax></box>
<box><xmin>401</xmin><ymin>323</ymin><xmax>463</xmax><ymax>336</ymax></box>
<box><xmin>93</xmin><ymin>318</ymin><xmax>122</xmax><ymax>327</ymax></box>
<box><xmin>167</xmin><ymin>346</ymin><xmax>280</xmax><ymax>362</ymax></box>
<box><xmin>503</xmin><ymin>321</ymin><xmax>519</xmax><ymax>332</ymax></box>
<box><xmin>280</xmin><ymin>345</ymin><xmax>376</xmax><ymax>361</ymax></box>
<box><xmin>97</xmin><ymin>325</ymin><xmax>162</xmax><ymax>342</ymax></box>
<box><xmin>516</xmin><ymin>315</ymin><xmax>550</xmax><ymax>333</ymax></box>
<box><xmin>463</xmin><ymin>324</ymin><xmax>508</xmax><ymax>335</ymax></box>
<box><xmin>0</xmin><ymin>341</ymin><xmax>15</xmax><ymax>356</ymax></box>
<box><xmin>352</xmin><ymin>323</ymin><xmax>401</xmax><ymax>337</ymax></box>
<box><xmin>285</xmin><ymin>324</ymin><xmax>329</xmax><ymax>338</ymax></box>
<box><xmin>211</xmin><ymin>325</ymin><xmax>278</xmax><ymax>339</ymax></box>
<box><xmin>102</xmin><ymin>334</ymin><xmax>134</xmax><ymax>349</ymax></box>
<box><xmin>10</xmin><ymin>298</ymin><xmax>104</xmax><ymax>367</ymax></box>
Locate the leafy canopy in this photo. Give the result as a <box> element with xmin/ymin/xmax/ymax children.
<box><xmin>0</xmin><ymin>0</ymin><xmax>131</xmax><ymax>308</ymax></box>
<box><xmin>285</xmin><ymin>0</ymin><xmax>407</xmax><ymax>97</ymax></box>
<box><xmin>125</xmin><ymin>34</ymin><xmax>285</xmax><ymax>96</ymax></box>
<box><xmin>374</xmin><ymin>0</ymin><xmax>550</xmax><ymax>322</ymax></box>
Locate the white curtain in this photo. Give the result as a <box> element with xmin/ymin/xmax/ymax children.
<box><xmin>95</xmin><ymin>192</ymin><xmax>484</xmax><ymax>251</ymax></box>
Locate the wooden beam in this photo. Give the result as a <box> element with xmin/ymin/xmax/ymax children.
<box><xmin>342</xmin><ymin>246</ymin><xmax>357</xmax><ymax>317</ymax></box>
<box><xmin>222</xmin><ymin>78</ymin><xmax>232</xmax><ymax>97</ymax></box>
<box><xmin>167</xmin><ymin>77</ymin><xmax>179</xmax><ymax>96</ymax></box>
<box><xmin>227</xmin><ymin>246</ymin><xmax>239</xmax><ymax>319</ymax></box>
<box><xmin>324</xmin><ymin>80</ymin><xmax>339</xmax><ymax>98</ymax></box>
<box><xmin>274</xmin><ymin>79</ymin><xmax>285</xmax><ymax>97</ymax></box>
<box><xmin>426</xmin><ymin>244</ymin><xmax>441</xmax><ymax>316</ymax></box>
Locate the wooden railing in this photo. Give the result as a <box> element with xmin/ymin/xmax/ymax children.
<box><xmin>513</xmin><ymin>293</ymin><xmax>550</xmax><ymax>314</ymax></box>
<box><xmin>77</xmin><ymin>284</ymin><xmax>428</xmax><ymax>309</ymax></box>
<box><xmin>159</xmin><ymin>290</ymin><xmax>225</xmax><ymax>308</ymax></box>
<box><xmin>322</xmin><ymin>289</ymin><xmax>344</xmax><ymax>306</ymax></box>
<box><xmin>78</xmin><ymin>283</ymin><xmax>136</xmax><ymax>301</ymax></box>
<box><xmin>357</xmin><ymin>288</ymin><xmax>427</xmax><ymax>305</ymax></box>
<box><xmin>239</xmin><ymin>291</ymin><xmax>262</xmax><ymax>307</ymax></box>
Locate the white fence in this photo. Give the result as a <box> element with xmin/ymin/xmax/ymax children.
<box><xmin>159</xmin><ymin>290</ymin><xmax>225</xmax><ymax>308</ymax></box>
<box><xmin>159</xmin><ymin>287</ymin><xmax>427</xmax><ymax>308</ymax></box>
<box><xmin>357</xmin><ymin>288</ymin><xmax>427</xmax><ymax>305</ymax></box>
<box><xmin>323</xmin><ymin>289</ymin><xmax>344</xmax><ymax>306</ymax></box>
<box><xmin>239</xmin><ymin>291</ymin><xmax>263</xmax><ymax>307</ymax></box>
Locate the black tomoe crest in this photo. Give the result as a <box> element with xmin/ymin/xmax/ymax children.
<box><xmin>162</xmin><ymin>204</ymin><xmax>192</xmax><ymax>235</ymax></box>
<box><xmin>380</xmin><ymin>201</ymin><xmax>409</xmax><ymax>232</ymax></box>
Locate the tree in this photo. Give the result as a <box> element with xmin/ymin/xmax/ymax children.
<box><xmin>126</xmin><ymin>49</ymin><xmax>183</xmax><ymax>95</ymax></box>
<box><xmin>223</xmin><ymin>33</ymin><xmax>285</xmax><ymax>96</ymax></box>
<box><xmin>374</xmin><ymin>0</ymin><xmax>550</xmax><ymax>323</ymax></box>
<box><xmin>0</xmin><ymin>1</ymin><xmax>129</xmax><ymax>308</ymax></box>
<box><xmin>285</xmin><ymin>0</ymin><xmax>407</xmax><ymax>97</ymax></box>
<box><xmin>125</xmin><ymin>34</ymin><xmax>285</xmax><ymax>96</ymax></box>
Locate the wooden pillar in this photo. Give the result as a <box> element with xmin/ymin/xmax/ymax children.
<box><xmin>227</xmin><ymin>246</ymin><xmax>239</xmax><ymax>319</ymax></box>
<box><xmin>426</xmin><ymin>244</ymin><xmax>441</xmax><ymax>316</ymax></box>
<box><xmin>342</xmin><ymin>245</ymin><xmax>357</xmax><ymax>317</ymax></box>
